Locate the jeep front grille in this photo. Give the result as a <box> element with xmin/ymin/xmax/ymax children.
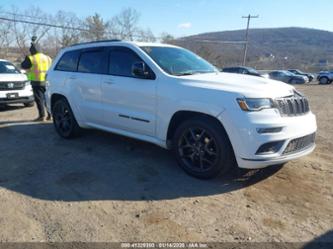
<box><xmin>275</xmin><ymin>95</ymin><xmax>310</xmax><ymax>117</ymax></box>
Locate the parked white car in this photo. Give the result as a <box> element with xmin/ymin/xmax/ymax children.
<box><xmin>0</xmin><ymin>59</ymin><xmax>34</xmax><ymax>107</ymax></box>
<box><xmin>46</xmin><ymin>41</ymin><xmax>317</xmax><ymax>179</ymax></box>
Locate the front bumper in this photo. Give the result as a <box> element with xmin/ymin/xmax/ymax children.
<box><xmin>0</xmin><ymin>96</ymin><xmax>34</xmax><ymax>104</ymax></box>
<box><xmin>239</xmin><ymin>143</ymin><xmax>315</xmax><ymax>169</ymax></box>
<box><xmin>218</xmin><ymin>109</ymin><xmax>317</xmax><ymax>169</ymax></box>
<box><xmin>0</xmin><ymin>85</ymin><xmax>34</xmax><ymax>104</ymax></box>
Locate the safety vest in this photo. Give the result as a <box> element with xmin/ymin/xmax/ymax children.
<box><xmin>27</xmin><ymin>53</ymin><xmax>52</xmax><ymax>82</ymax></box>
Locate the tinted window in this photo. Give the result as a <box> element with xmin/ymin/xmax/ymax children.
<box><xmin>0</xmin><ymin>61</ymin><xmax>20</xmax><ymax>74</ymax></box>
<box><xmin>78</xmin><ymin>50</ymin><xmax>108</xmax><ymax>74</ymax></box>
<box><xmin>238</xmin><ymin>68</ymin><xmax>246</xmax><ymax>74</ymax></box>
<box><xmin>109</xmin><ymin>48</ymin><xmax>143</xmax><ymax>77</ymax></box>
<box><xmin>55</xmin><ymin>50</ymin><xmax>80</xmax><ymax>72</ymax></box>
<box><xmin>141</xmin><ymin>46</ymin><xmax>217</xmax><ymax>76</ymax></box>
<box><xmin>223</xmin><ymin>68</ymin><xmax>236</xmax><ymax>73</ymax></box>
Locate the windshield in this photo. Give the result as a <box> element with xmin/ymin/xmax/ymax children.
<box><xmin>0</xmin><ymin>61</ymin><xmax>20</xmax><ymax>74</ymax></box>
<box><xmin>141</xmin><ymin>46</ymin><xmax>217</xmax><ymax>76</ymax></box>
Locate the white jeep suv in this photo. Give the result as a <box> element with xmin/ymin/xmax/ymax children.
<box><xmin>0</xmin><ymin>59</ymin><xmax>34</xmax><ymax>107</ymax></box>
<box><xmin>46</xmin><ymin>41</ymin><xmax>317</xmax><ymax>179</ymax></box>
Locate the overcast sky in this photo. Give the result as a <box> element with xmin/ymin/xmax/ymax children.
<box><xmin>2</xmin><ymin>0</ymin><xmax>333</xmax><ymax>37</ymax></box>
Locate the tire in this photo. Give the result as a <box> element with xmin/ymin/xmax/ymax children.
<box><xmin>172</xmin><ymin>117</ymin><xmax>234</xmax><ymax>179</ymax></box>
<box><xmin>319</xmin><ymin>77</ymin><xmax>329</xmax><ymax>85</ymax></box>
<box><xmin>24</xmin><ymin>102</ymin><xmax>34</xmax><ymax>107</ymax></box>
<box><xmin>52</xmin><ymin>98</ymin><xmax>81</xmax><ymax>139</ymax></box>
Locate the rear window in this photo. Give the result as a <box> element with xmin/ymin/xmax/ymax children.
<box><xmin>78</xmin><ymin>50</ymin><xmax>108</xmax><ymax>74</ymax></box>
<box><xmin>55</xmin><ymin>50</ymin><xmax>80</xmax><ymax>72</ymax></box>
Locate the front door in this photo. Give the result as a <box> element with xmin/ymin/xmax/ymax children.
<box><xmin>101</xmin><ymin>47</ymin><xmax>157</xmax><ymax>137</ymax></box>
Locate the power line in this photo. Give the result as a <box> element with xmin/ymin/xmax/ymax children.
<box><xmin>0</xmin><ymin>15</ymin><xmax>161</xmax><ymax>39</ymax></box>
<box><xmin>0</xmin><ymin>13</ymin><xmax>251</xmax><ymax>48</ymax></box>
<box><xmin>177</xmin><ymin>39</ymin><xmax>246</xmax><ymax>45</ymax></box>
<box><xmin>0</xmin><ymin>16</ymin><xmax>88</xmax><ymax>32</ymax></box>
<box><xmin>242</xmin><ymin>14</ymin><xmax>259</xmax><ymax>66</ymax></box>
<box><xmin>0</xmin><ymin>11</ymin><xmax>47</xmax><ymax>21</ymax></box>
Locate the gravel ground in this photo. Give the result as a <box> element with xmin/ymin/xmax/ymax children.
<box><xmin>0</xmin><ymin>84</ymin><xmax>332</xmax><ymax>243</ymax></box>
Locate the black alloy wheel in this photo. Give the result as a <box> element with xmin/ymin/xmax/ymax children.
<box><xmin>173</xmin><ymin>117</ymin><xmax>234</xmax><ymax>179</ymax></box>
<box><xmin>52</xmin><ymin>98</ymin><xmax>80</xmax><ymax>138</ymax></box>
<box><xmin>178</xmin><ymin>127</ymin><xmax>218</xmax><ymax>172</ymax></box>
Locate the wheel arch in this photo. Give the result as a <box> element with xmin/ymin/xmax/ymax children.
<box><xmin>50</xmin><ymin>93</ymin><xmax>67</xmax><ymax>111</ymax></box>
<box><xmin>166</xmin><ymin>110</ymin><xmax>232</xmax><ymax>148</ymax></box>
<box><xmin>50</xmin><ymin>93</ymin><xmax>85</xmax><ymax>127</ymax></box>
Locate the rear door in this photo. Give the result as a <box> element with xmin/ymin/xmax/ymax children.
<box><xmin>100</xmin><ymin>46</ymin><xmax>157</xmax><ymax>137</ymax></box>
<box><xmin>71</xmin><ymin>47</ymin><xmax>108</xmax><ymax>125</ymax></box>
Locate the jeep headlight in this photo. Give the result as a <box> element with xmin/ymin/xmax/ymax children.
<box><xmin>237</xmin><ymin>98</ymin><xmax>274</xmax><ymax>112</ymax></box>
<box><xmin>24</xmin><ymin>81</ymin><xmax>31</xmax><ymax>87</ymax></box>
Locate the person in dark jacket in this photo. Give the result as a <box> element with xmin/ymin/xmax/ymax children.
<box><xmin>21</xmin><ymin>43</ymin><xmax>52</xmax><ymax>121</ymax></box>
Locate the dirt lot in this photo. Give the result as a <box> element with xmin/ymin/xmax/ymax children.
<box><xmin>0</xmin><ymin>84</ymin><xmax>332</xmax><ymax>243</ymax></box>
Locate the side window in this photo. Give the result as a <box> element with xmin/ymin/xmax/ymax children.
<box><xmin>55</xmin><ymin>50</ymin><xmax>80</xmax><ymax>72</ymax></box>
<box><xmin>109</xmin><ymin>48</ymin><xmax>144</xmax><ymax>77</ymax></box>
<box><xmin>78</xmin><ymin>50</ymin><xmax>108</xmax><ymax>74</ymax></box>
<box><xmin>238</xmin><ymin>68</ymin><xmax>245</xmax><ymax>74</ymax></box>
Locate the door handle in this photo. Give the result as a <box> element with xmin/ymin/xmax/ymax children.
<box><xmin>69</xmin><ymin>76</ymin><xmax>77</xmax><ymax>80</ymax></box>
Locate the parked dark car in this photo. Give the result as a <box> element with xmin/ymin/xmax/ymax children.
<box><xmin>317</xmin><ymin>71</ymin><xmax>333</xmax><ymax>84</ymax></box>
<box><xmin>222</xmin><ymin>66</ymin><xmax>262</xmax><ymax>77</ymax></box>
<box><xmin>288</xmin><ymin>69</ymin><xmax>314</xmax><ymax>82</ymax></box>
<box><xmin>268</xmin><ymin>70</ymin><xmax>308</xmax><ymax>84</ymax></box>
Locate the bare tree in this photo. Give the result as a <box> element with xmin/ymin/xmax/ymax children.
<box><xmin>53</xmin><ymin>11</ymin><xmax>82</xmax><ymax>47</ymax></box>
<box><xmin>109</xmin><ymin>8</ymin><xmax>140</xmax><ymax>41</ymax></box>
<box><xmin>136</xmin><ymin>28</ymin><xmax>156</xmax><ymax>42</ymax></box>
<box><xmin>0</xmin><ymin>8</ymin><xmax>14</xmax><ymax>58</ymax></box>
<box><xmin>11</xmin><ymin>6</ymin><xmax>52</xmax><ymax>56</ymax></box>
<box><xmin>0</xmin><ymin>5</ymin><xmax>163</xmax><ymax>61</ymax></box>
<box><xmin>82</xmin><ymin>13</ymin><xmax>108</xmax><ymax>41</ymax></box>
<box><xmin>160</xmin><ymin>32</ymin><xmax>175</xmax><ymax>44</ymax></box>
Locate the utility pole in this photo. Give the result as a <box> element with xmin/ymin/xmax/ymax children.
<box><xmin>242</xmin><ymin>14</ymin><xmax>259</xmax><ymax>66</ymax></box>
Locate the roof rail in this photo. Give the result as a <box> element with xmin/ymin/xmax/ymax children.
<box><xmin>69</xmin><ymin>39</ymin><xmax>122</xmax><ymax>47</ymax></box>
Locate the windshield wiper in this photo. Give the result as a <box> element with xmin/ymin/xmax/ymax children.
<box><xmin>176</xmin><ymin>72</ymin><xmax>196</xmax><ymax>76</ymax></box>
<box><xmin>175</xmin><ymin>70</ymin><xmax>198</xmax><ymax>76</ymax></box>
<box><xmin>175</xmin><ymin>70</ymin><xmax>216</xmax><ymax>76</ymax></box>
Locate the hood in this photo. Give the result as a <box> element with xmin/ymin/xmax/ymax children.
<box><xmin>0</xmin><ymin>73</ymin><xmax>27</xmax><ymax>82</ymax></box>
<box><xmin>179</xmin><ymin>72</ymin><xmax>295</xmax><ymax>98</ymax></box>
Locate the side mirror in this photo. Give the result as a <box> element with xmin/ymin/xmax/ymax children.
<box><xmin>132</xmin><ymin>62</ymin><xmax>151</xmax><ymax>79</ymax></box>
<box><xmin>20</xmin><ymin>69</ymin><xmax>26</xmax><ymax>74</ymax></box>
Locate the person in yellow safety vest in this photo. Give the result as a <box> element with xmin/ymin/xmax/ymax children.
<box><xmin>21</xmin><ymin>43</ymin><xmax>52</xmax><ymax>122</ymax></box>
